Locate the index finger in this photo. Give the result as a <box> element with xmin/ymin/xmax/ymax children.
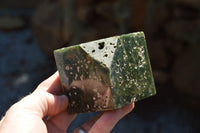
<box><xmin>34</xmin><ymin>71</ymin><xmax>63</xmax><ymax>95</ymax></box>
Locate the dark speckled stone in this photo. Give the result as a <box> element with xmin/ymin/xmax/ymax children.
<box><xmin>54</xmin><ymin>32</ymin><xmax>156</xmax><ymax>114</ymax></box>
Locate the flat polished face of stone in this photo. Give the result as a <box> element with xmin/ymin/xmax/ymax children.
<box><xmin>54</xmin><ymin>32</ymin><xmax>156</xmax><ymax>114</ymax></box>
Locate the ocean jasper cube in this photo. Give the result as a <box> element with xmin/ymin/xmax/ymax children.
<box><xmin>54</xmin><ymin>32</ymin><xmax>156</xmax><ymax>114</ymax></box>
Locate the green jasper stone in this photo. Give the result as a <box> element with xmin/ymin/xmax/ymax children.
<box><xmin>54</xmin><ymin>32</ymin><xmax>156</xmax><ymax>114</ymax></box>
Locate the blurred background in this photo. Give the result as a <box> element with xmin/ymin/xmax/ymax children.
<box><xmin>0</xmin><ymin>0</ymin><xmax>200</xmax><ymax>132</ymax></box>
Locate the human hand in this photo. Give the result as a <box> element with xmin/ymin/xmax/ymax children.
<box><xmin>0</xmin><ymin>72</ymin><xmax>134</xmax><ymax>133</ymax></box>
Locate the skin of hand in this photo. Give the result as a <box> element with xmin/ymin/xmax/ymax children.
<box><xmin>0</xmin><ymin>72</ymin><xmax>134</xmax><ymax>133</ymax></box>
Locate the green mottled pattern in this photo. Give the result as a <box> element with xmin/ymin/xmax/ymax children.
<box><xmin>110</xmin><ymin>32</ymin><xmax>156</xmax><ymax>108</ymax></box>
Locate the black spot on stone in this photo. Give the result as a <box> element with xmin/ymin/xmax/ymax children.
<box><xmin>110</xmin><ymin>43</ymin><xmax>114</xmax><ymax>45</ymax></box>
<box><xmin>116</xmin><ymin>60</ymin><xmax>119</xmax><ymax>65</ymax></box>
<box><xmin>104</xmin><ymin>54</ymin><xmax>108</xmax><ymax>57</ymax></box>
<box><xmin>98</xmin><ymin>42</ymin><xmax>105</xmax><ymax>49</ymax></box>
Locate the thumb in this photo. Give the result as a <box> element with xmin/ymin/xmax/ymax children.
<box><xmin>18</xmin><ymin>91</ymin><xmax>68</xmax><ymax>118</ymax></box>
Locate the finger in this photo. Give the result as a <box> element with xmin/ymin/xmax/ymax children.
<box><xmin>44</xmin><ymin>119</ymin><xmax>66</xmax><ymax>133</ymax></box>
<box><xmin>73</xmin><ymin>113</ymin><xmax>103</xmax><ymax>133</ymax></box>
<box><xmin>48</xmin><ymin>110</ymin><xmax>77</xmax><ymax>131</ymax></box>
<box><xmin>27</xmin><ymin>91</ymin><xmax>69</xmax><ymax>118</ymax></box>
<box><xmin>35</xmin><ymin>71</ymin><xmax>62</xmax><ymax>95</ymax></box>
<box><xmin>89</xmin><ymin>103</ymin><xmax>134</xmax><ymax>133</ymax></box>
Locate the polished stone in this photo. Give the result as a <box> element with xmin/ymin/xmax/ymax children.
<box><xmin>54</xmin><ymin>32</ymin><xmax>156</xmax><ymax>114</ymax></box>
